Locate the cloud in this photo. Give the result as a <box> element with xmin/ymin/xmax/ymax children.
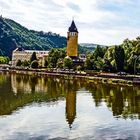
<box><xmin>0</xmin><ymin>0</ymin><xmax>140</xmax><ymax>45</ymax></box>
<box><xmin>67</xmin><ymin>2</ymin><xmax>81</xmax><ymax>12</ymax></box>
<box><xmin>0</xmin><ymin>1</ymin><xmax>10</xmax><ymax>9</ymax></box>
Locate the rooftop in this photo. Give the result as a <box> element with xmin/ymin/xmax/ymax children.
<box><xmin>68</xmin><ymin>20</ymin><xmax>78</xmax><ymax>33</ymax></box>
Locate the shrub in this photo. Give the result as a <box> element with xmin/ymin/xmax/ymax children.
<box><xmin>31</xmin><ymin>60</ymin><xmax>38</xmax><ymax>68</ymax></box>
<box><xmin>16</xmin><ymin>59</ymin><xmax>22</xmax><ymax>66</ymax></box>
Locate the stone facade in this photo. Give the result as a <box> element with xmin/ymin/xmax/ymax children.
<box><xmin>12</xmin><ymin>48</ymin><xmax>49</xmax><ymax>67</ymax></box>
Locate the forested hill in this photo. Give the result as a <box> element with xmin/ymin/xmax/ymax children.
<box><xmin>0</xmin><ymin>16</ymin><xmax>67</xmax><ymax>58</ymax></box>
<box><xmin>80</xmin><ymin>43</ymin><xmax>106</xmax><ymax>48</ymax></box>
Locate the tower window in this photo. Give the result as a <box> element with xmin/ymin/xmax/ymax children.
<box><xmin>70</xmin><ymin>32</ymin><xmax>77</xmax><ymax>36</ymax></box>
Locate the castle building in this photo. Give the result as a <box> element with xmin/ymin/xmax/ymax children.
<box><xmin>12</xmin><ymin>48</ymin><xmax>49</xmax><ymax>67</ymax></box>
<box><xmin>67</xmin><ymin>20</ymin><xmax>78</xmax><ymax>59</ymax></box>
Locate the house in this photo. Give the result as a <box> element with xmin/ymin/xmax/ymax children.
<box><xmin>12</xmin><ymin>47</ymin><xmax>49</xmax><ymax>67</ymax></box>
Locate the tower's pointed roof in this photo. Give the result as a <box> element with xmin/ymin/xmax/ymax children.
<box><xmin>68</xmin><ymin>20</ymin><xmax>78</xmax><ymax>33</ymax></box>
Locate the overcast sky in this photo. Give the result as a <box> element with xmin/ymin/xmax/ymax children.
<box><xmin>0</xmin><ymin>0</ymin><xmax>140</xmax><ymax>45</ymax></box>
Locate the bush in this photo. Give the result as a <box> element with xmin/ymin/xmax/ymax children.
<box><xmin>30</xmin><ymin>52</ymin><xmax>37</xmax><ymax>62</ymax></box>
<box><xmin>16</xmin><ymin>59</ymin><xmax>22</xmax><ymax>66</ymax></box>
<box><xmin>22</xmin><ymin>60</ymin><xmax>30</xmax><ymax>67</ymax></box>
<box><xmin>0</xmin><ymin>56</ymin><xmax>10</xmax><ymax>64</ymax></box>
<box><xmin>63</xmin><ymin>57</ymin><xmax>73</xmax><ymax>69</ymax></box>
<box><xmin>76</xmin><ymin>65</ymin><xmax>82</xmax><ymax>71</ymax></box>
<box><xmin>31</xmin><ymin>60</ymin><xmax>38</xmax><ymax>68</ymax></box>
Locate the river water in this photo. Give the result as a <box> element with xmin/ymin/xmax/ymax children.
<box><xmin>0</xmin><ymin>72</ymin><xmax>140</xmax><ymax>140</ymax></box>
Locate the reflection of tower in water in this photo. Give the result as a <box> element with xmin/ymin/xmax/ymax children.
<box><xmin>66</xmin><ymin>91</ymin><xmax>76</xmax><ymax>129</ymax></box>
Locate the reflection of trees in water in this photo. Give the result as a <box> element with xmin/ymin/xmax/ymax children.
<box><xmin>85</xmin><ymin>83</ymin><xmax>103</xmax><ymax>107</ymax></box>
<box><xmin>85</xmin><ymin>83</ymin><xmax>140</xmax><ymax>119</ymax></box>
<box><xmin>29</xmin><ymin>76</ymin><xmax>38</xmax><ymax>93</ymax></box>
<box><xmin>111</xmin><ymin>87</ymin><xmax>123</xmax><ymax>116</ymax></box>
<box><xmin>0</xmin><ymin>74</ymin><xmax>82</xmax><ymax>116</ymax></box>
<box><xmin>16</xmin><ymin>75</ymin><xmax>22</xmax><ymax>84</ymax></box>
<box><xmin>1</xmin><ymin>73</ymin><xmax>140</xmax><ymax>121</ymax></box>
<box><xmin>0</xmin><ymin>73</ymin><xmax>11</xmax><ymax>93</ymax></box>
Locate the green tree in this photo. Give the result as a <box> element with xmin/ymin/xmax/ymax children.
<box><xmin>102</xmin><ymin>59</ymin><xmax>113</xmax><ymax>72</ymax></box>
<box><xmin>47</xmin><ymin>63</ymin><xmax>53</xmax><ymax>68</ymax></box>
<box><xmin>57</xmin><ymin>58</ymin><xmax>63</xmax><ymax>68</ymax></box>
<box><xmin>84</xmin><ymin>54</ymin><xmax>96</xmax><ymax>70</ymax></box>
<box><xmin>44</xmin><ymin>60</ymin><xmax>48</xmax><ymax>68</ymax></box>
<box><xmin>31</xmin><ymin>60</ymin><xmax>38</xmax><ymax>68</ymax></box>
<box><xmin>114</xmin><ymin>46</ymin><xmax>125</xmax><ymax>71</ymax></box>
<box><xmin>94</xmin><ymin>45</ymin><xmax>107</xmax><ymax>60</ymax></box>
<box><xmin>63</xmin><ymin>57</ymin><xmax>73</xmax><ymax>69</ymax></box>
<box><xmin>94</xmin><ymin>57</ymin><xmax>104</xmax><ymax>70</ymax></box>
<box><xmin>104</xmin><ymin>46</ymin><xmax>115</xmax><ymax>66</ymax></box>
<box><xmin>76</xmin><ymin>65</ymin><xmax>82</xmax><ymax>72</ymax></box>
<box><xmin>0</xmin><ymin>56</ymin><xmax>10</xmax><ymax>64</ymax></box>
<box><xmin>16</xmin><ymin>60</ymin><xmax>22</xmax><ymax>66</ymax></box>
<box><xmin>48</xmin><ymin>48</ymin><xmax>66</xmax><ymax>68</ymax></box>
<box><xmin>22</xmin><ymin>60</ymin><xmax>30</xmax><ymax>67</ymax></box>
<box><xmin>30</xmin><ymin>52</ymin><xmax>37</xmax><ymax>62</ymax></box>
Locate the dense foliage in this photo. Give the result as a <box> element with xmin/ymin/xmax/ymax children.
<box><xmin>16</xmin><ymin>59</ymin><xmax>22</xmax><ymax>66</ymax></box>
<box><xmin>114</xmin><ymin>46</ymin><xmax>125</xmax><ymax>71</ymax></box>
<box><xmin>48</xmin><ymin>48</ymin><xmax>66</xmax><ymax>68</ymax></box>
<box><xmin>63</xmin><ymin>57</ymin><xmax>73</xmax><ymax>69</ymax></box>
<box><xmin>0</xmin><ymin>56</ymin><xmax>9</xmax><ymax>64</ymax></box>
<box><xmin>90</xmin><ymin>37</ymin><xmax>140</xmax><ymax>73</ymax></box>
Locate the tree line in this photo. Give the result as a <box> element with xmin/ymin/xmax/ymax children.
<box><xmin>44</xmin><ymin>37</ymin><xmax>140</xmax><ymax>73</ymax></box>
<box><xmin>8</xmin><ymin>37</ymin><xmax>140</xmax><ymax>74</ymax></box>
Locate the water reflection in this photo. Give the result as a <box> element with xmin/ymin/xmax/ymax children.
<box><xmin>66</xmin><ymin>90</ymin><xmax>76</xmax><ymax>128</ymax></box>
<box><xmin>0</xmin><ymin>72</ymin><xmax>140</xmax><ymax>124</ymax></box>
<box><xmin>87</xmin><ymin>82</ymin><xmax>140</xmax><ymax>119</ymax></box>
<box><xmin>0</xmin><ymin>73</ymin><xmax>81</xmax><ymax>129</ymax></box>
<box><xmin>11</xmin><ymin>74</ymin><xmax>48</xmax><ymax>94</ymax></box>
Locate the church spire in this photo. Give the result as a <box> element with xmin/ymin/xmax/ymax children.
<box><xmin>68</xmin><ymin>20</ymin><xmax>78</xmax><ymax>33</ymax></box>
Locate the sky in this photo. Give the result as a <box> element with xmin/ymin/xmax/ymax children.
<box><xmin>0</xmin><ymin>0</ymin><xmax>140</xmax><ymax>45</ymax></box>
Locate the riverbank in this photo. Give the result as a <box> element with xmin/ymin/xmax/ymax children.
<box><xmin>1</xmin><ymin>68</ymin><xmax>140</xmax><ymax>86</ymax></box>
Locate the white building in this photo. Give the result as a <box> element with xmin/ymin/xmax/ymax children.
<box><xmin>12</xmin><ymin>48</ymin><xmax>49</xmax><ymax>67</ymax></box>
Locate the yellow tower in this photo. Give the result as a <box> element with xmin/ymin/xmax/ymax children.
<box><xmin>67</xmin><ymin>20</ymin><xmax>78</xmax><ymax>58</ymax></box>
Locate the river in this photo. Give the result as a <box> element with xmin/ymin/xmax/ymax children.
<box><xmin>0</xmin><ymin>72</ymin><xmax>140</xmax><ymax>140</ymax></box>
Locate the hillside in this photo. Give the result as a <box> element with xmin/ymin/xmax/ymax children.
<box><xmin>0</xmin><ymin>16</ymin><xmax>67</xmax><ymax>58</ymax></box>
<box><xmin>79</xmin><ymin>43</ymin><xmax>107</xmax><ymax>54</ymax></box>
<box><xmin>80</xmin><ymin>43</ymin><xmax>107</xmax><ymax>48</ymax></box>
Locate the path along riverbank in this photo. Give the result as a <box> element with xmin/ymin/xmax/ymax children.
<box><xmin>1</xmin><ymin>68</ymin><xmax>140</xmax><ymax>86</ymax></box>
